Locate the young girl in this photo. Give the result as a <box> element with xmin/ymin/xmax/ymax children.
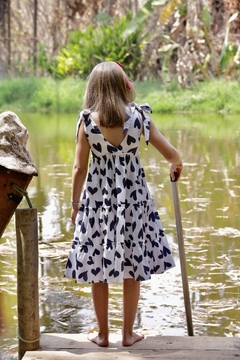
<box><xmin>65</xmin><ymin>61</ymin><xmax>183</xmax><ymax>347</ymax></box>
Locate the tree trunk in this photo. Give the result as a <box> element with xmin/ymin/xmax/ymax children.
<box><xmin>0</xmin><ymin>0</ymin><xmax>6</xmax><ymax>39</ymax></box>
<box><xmin>104</xmin><ymin>0</ymin><xmax>115</xmax><ymax>16</ymax></box>
<box><xmin>133</xmin><ymin>0</ymin><xmax>139</xmax><ymax>16</ymax></box>
<box><xmin>33</xmin><ymin>0</ymin><xmax>37</xmax><ymax>75</ymax></box>
<box><xmin>7</xmin><ymin>0</ymin><xmax>10</xmax><ymax>68</ymax></box>
<box><xmin>0</xmin><ymin>54</ymin><xmax>5</xmax><ymax>77</ymax></box>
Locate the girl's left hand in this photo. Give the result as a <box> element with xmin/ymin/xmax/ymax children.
<box><xmin>170</xmin><ymin>163</ymin><xmax>183</xmax><ymax>181</ymax></box>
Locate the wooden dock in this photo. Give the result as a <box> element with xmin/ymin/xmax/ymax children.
<box><xmin>22</xmin><ymin>333</ymin><xmax>240</xmax><ymax>359</ymax></box>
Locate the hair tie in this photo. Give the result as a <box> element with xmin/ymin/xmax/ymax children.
<box><xmin>116</xmin><ymin>61</ymin><xmax>123</xmax><ymax>68</ymax></box>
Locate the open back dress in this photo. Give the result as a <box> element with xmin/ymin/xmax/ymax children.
<box><xmin>64</xmin><ymin>103</ymin><xmax>175</xmax><ymax>283</ymax></box>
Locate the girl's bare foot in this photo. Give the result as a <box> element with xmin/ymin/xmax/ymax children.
<box><xmin>88</xmin><ymin>332</ymin><xmax>109</xmax><ymax>347</ymax></box>
<box><xmin>122</xmin><ymin>331</ymin><xmax>144</xmax><ymax>346</ymax></box>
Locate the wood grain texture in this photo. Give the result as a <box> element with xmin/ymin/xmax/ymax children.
<box><xmin>0</xmin><ymin>165</ymin><xmax>32</xmax><ymax>238</ymax></box>
<box><xmin>22</xmin><ymin>333</ymin><xmax>240</xmax><ymax>360</ymax></box>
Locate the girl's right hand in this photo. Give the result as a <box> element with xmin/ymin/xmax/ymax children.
<box><xmin>170</xmin><ymin>163</ymin><xmax>183</xmax><ymax>181</ymax></box>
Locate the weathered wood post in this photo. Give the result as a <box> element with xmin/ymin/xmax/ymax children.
<box><xmin>16</xmin><ymin>208</ymin><xmax>40</xmax><ymax>360</ymax></box>
<box><xmin>0</xmin><ymin>111</ymin><xmax>39</xmax><ymax>359</ymax></box>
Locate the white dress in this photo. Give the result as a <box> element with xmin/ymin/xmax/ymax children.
<box><xmin>64</xmin><ymin>103</ymin><xmax>175</xmax><ymax>283</ymax></box>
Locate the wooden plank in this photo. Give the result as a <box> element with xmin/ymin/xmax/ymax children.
<box><xmin>40</xmin><ymin>333</ymin><xmax>240</xmax><ymax>351</ymax></box>
<box><xmin>23</xmin><ymin>349</ymin><xmax>240</xmax><ymax>360</ymax></box>
<box><xmin>0</xmin><ymin>165</ymin><xmax>32</xmax><ymax>238</ymax></box>
<box><xmin>22</xmin><ymin>334</ymin><xmax>240</xmax><ymax>360</ymax></box>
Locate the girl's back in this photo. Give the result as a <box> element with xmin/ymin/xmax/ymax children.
<box><xmin>91</xmin><ymin>111</ymin><xmax>127</xmax><ymax>148</ymax></box>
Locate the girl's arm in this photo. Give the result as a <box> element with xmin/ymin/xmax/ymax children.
<box><xmin>71</xmin><ymin>120</ymin><xmax>90</xmax><ymax>224</ymax></box>
<box><xmin>149</xmin><ymin>119</ymin><xmax>183</xmax><ymax>181</ymax></box>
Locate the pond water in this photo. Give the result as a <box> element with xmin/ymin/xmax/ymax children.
<box><xmin>0</xmin><ymin>111</ymin><xmax>240</xmax><ymax>359</ymax></box>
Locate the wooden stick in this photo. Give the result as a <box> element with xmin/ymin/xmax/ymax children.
<box><xmin>171</xmin><ymin>179</ymin><xmax>194</xmax><ymax>336</ymax></box>
<box><xmin>16</xmin><ymin>208</ymin><xmax>40</xmax><ymax>359</ymax></box>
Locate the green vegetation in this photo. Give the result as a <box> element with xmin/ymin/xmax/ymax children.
<box><xmin>47</xmin><ymin>13</ymin><xmax>144</xmax><ymax>79</ymax></box>
<box><xmin>37</xmin><ymin>1</ymin><xmax>239</xmax><ymax>85</ymax></box>
<box><xmin>0</xmin><ymin>77</ymin><xmax>84</xmax><ymax>113</ymax></box>
<box><xmin>135</xmin><ymin>79</ymin><xmax>240</xmax><ymax>114</ymax></box>
<box><xmin>2</xmin><ymin>1</ymin><xmax>240</xmax><ymax>85</ymax></box>
<box><xmin>0</xmin><ymin>77</ymin><xmax>239</xmax><ymax>114</ymax></box>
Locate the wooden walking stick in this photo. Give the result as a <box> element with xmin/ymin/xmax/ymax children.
<box><xmin>171</xmin><ymin>174</ymin><xmax>194</xmax><ymax>336</ymax></box>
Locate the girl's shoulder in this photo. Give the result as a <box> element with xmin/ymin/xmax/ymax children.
<box><xmin>124</xmin><ymin>103</ymin><xmax>152</xmax><ymax>145</ymax></box>
<box><xmin>78</xmin><ymin>109</ymin><xmax>91</xmax><ymax>122</ymax></box>
<box><xmin>75</xmin><ymin>109</ymin><xmax>91</xmax><ymax>140</ymax></box>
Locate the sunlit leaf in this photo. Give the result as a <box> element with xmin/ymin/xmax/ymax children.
<box><xmin>228</xmin><ymin>12</ymin><xmax>239</xmax><ymax>24</ymax></box>
<box><xmin>220</xmin><ymin>13</ymin><xmax>239</xmax><ymax>66</ymax></box>
<box><xmin>159</xmin><ymin>0</ymin><xmax>182</xmax><ymax>25</ymax></box>
<box><xmin>162</xmin><ymin>34</ymin><xmax>171</xmax><ymax>40</ymax></box>
<box><xmin>158</xmin><ymin>43</ymin><xmax>179</xmax><ymax>52</ymax></box>
<box><xmin>152</xmin><ymin>0</ymin><xmax>168</xmax><ymax>5</ymax></box>
<box><xmin>202</xmin><ymin>5</ymin><xmax>212</xmax><ymax>29</ymax></box>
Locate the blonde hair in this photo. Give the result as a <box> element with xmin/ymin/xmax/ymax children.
<box><xmin>83</xmin><ymin>62</ymin><xmax>136</xmax><ymax>127</ymax></box>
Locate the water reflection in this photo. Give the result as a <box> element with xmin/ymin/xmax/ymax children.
<box><xmin>0</xmin><ymin>111</ymin><xmax>240</xmax><ymax>358</ymax></box>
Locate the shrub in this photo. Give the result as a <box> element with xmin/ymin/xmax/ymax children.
<box><xmin>49</xmin><ymin>14</ymin><xmax>144</xmax><ymax>80</ymax></box>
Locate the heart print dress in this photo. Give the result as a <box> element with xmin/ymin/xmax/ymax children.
<box><xmin>64</xmin><ymin>103</ymin><xmax>175</xmax><ymax>283</ymax></box>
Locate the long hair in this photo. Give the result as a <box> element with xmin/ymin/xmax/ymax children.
<box><xmin>83</xmin><ymin>62</ymin><xmax>136</xmax><ymax>127</ymax></box>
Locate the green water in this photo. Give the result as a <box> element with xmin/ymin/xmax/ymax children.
<box><xmin>0</xmin><ymin>111</ymin><xmax>239</xmax><ymax>358</ymax></box>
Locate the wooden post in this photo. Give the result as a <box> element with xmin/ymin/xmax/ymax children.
<box><xmin>15</xmin><ymin>208</ymin><xmax>40</xmax><ymax>360</ymax></box>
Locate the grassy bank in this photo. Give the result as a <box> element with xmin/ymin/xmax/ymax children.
<box><xmin>0</xmin><ymin>77</ymin><xmax>239</xmax><ymax>113</ymax></box>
